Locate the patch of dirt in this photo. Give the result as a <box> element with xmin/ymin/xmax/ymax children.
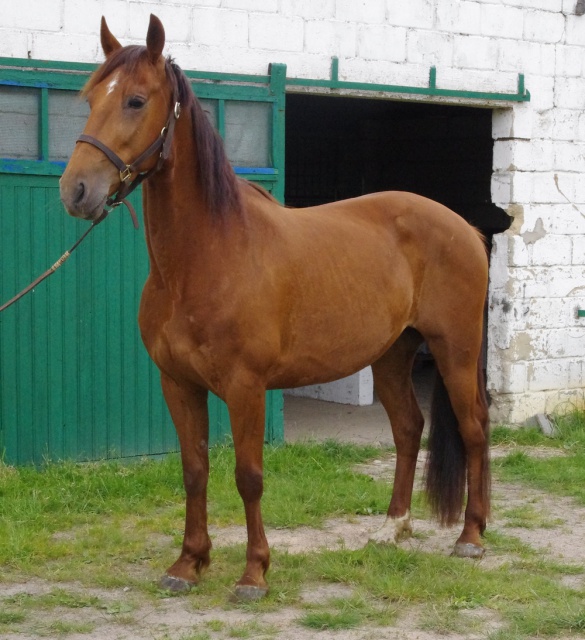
<box><xmin>2</xmin><ymin>445</ymin><xmax>585</xmax><ymax>640</ymax></box>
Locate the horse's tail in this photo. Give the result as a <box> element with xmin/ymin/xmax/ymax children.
<box><xmin>424</xmin><ymin>357</ymin><xmax>490</xmax><ymax>526</ymax></box>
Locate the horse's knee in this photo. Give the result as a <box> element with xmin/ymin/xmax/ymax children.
<box><xmin>235</xmin><ymin>465</ymin><xmax>263</xmax><ymax>502</ymax></box>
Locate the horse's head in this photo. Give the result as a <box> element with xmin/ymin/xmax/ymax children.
<box><xmin>60</xmin><ymin>15</ymin><xmax>173</xmax><ymax>221</ymax></box>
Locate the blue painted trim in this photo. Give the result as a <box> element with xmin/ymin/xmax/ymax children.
<box><xmin>0</xmin><ymin>158</ymin><xmax>66</xmax><ymax>175</ymax></box>
<box><xmin>0</xmin><ymin>159</ymin><xmax>277</xmax><ymax>177</ymax></box>
<box><xmin>233</xmin><ymin>167</ymin><xmax>277</xmax><ymax>175</ymax></box>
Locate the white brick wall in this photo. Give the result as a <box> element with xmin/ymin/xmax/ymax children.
<box><xmin>305</xmin><ymin>20</ymin><xmax>356</xmax><ymax>57</ymax></box>
<box><xmin>357</xmin><ymin>24</ymin><xmax>407</xmax><ymax>62</ymax></box>
<box><xmin>3</xmin><ymin>0</ymin><xmax>585</xmax><ymax>423</ymax></box>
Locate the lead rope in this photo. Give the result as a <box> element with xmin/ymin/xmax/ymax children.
<box><xmin>0</xmin><ymin>200</ymin><xmax>136</xmax><ymax>314</ymax></box>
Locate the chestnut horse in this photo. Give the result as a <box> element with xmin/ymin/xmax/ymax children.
<box><xmin>60</xmin><ymin>15</ymin><xmax>490</xmax><ymax>600</ymax></box>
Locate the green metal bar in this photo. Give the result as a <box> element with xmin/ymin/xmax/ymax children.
<box><xmin>429</xmin><ymin>66</ymin><xmax>437</xmax><ymax>90</ymax></box>
<box><xmin>185</xmin><ymin>69</ymin><xmax>270</xmax><ymax>85</ymax></box>
<box><xmin>0</xmin><ymin>56</ymin><xmax>96</xmax><ymax>73</ymax></box>
<box><xmin>287</xmin><ymin>76</ymin><xmax>531</xmax><ymax>102</ymax></box>
<box><xmin>269</xmin><ymin>63</ymin><xmax>286</xmax><ymax>204</ymax></box>
<box><xmin>217</xmin><ymin>99</ymin><xmax>225</xmax><ymax>139</ymax></box>
<box><xmin>0</xmin><ymin>72</ymin><xmax>87</xmax><ymax>91</ymax></box>
<box><xmin>39</xmin><ymin>87</ymin><xmax>49</xmax><ymax>161</ymax></box>
<box><xmin>287</xmin><ymin>59</ymin><xmax>530</xmax><ymax>103</ymax></box>
<box><xmin>234</xmin><ymin>167</ymin><xmax>278</xmax><ymax>175</ymax></box>
<box><xmin>191</xmin><ymin>82</ymin><xmax>272</xmax><ymax>102</ymax></box>
<box><xmin>265</xmin><ymin>61</ymin><xmax>287</xmax><ymax>444</ymax></box>
<box><xmin>1</xmin><ymin>56</ymin><xmax>530</xmax><ymax>104</ymax></box>
<box><xmin>331</xmin><ymin>57</ymin><xmax>339</xmax><ymax>86</ymax></box>
<box><xmin>0</xmin><ymin>58</ymin><xmax>271</xmax><ymax>93</ymax></box>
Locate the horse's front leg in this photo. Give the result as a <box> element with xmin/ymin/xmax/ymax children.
<box><xmin>227</xmin><ymin>383</ymin><xmax>270</xmax><ymax>601</ymax></box>
<box><xmin>159</xmin><ymin>375</ymin><xmax>211</xmax><ymax>592</ymax></box>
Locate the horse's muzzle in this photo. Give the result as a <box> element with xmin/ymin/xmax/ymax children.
<box><xmin>60</xmin><ymin>172</ymin><xmax>109</xmax><ymax>221</ymax></box>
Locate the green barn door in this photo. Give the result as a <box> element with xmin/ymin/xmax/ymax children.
<box><xmin>0</xmin><ymin>174</ymin><xmax>178</xmax><ymax>464</ymax></box>
<box><xmin>0</xmin><ymin>61</ymin><xmax>285</xmax><ymax>465</ymax></box>
<box><xmin>0</xmin><ymin>174</ymin><xmax>283</xmax><ymax>465</ymax></box>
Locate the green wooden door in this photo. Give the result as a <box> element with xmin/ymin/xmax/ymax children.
<box><xmin>0</xmin><ymin>61</ymin><xmax>285</xmax><ymax>465</ymax></box>
<box><xmin>0</xmin><ymin>174</ymin><xmax>282</xmax><ymax>465</ymax></box>
<box><xmin>0</xmin><ymin>174</ymin><xmax>173</xmax><ymax>463</ymax></box>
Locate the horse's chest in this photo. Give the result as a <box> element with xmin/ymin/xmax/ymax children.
<box><xmin>139</xmin><ymin>290</ymin><xmax>217</xmax><ymax>390</ymax></box>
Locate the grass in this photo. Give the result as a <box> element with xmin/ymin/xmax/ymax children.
<box><xmin>0</xmin><ymin>611</ymin><xmax>26</xmax><ymax>624</ymax></box>
<box><xmin>2</xmin><ymin>415</ymin><xmax>585</xmax><ymax>639</ymax></box>
<box><xmin>493</xmin><ymin>408</ymin><xmax>585</xmax><ymax>505</ymax></box>
<box><xmin>299</xmin><ymin>592</ymin><xmax>396</xmax><ymax>630</ymax></box>
<box><xmin>490</xmin><ymin>423</ymin><xmax>559</xmax><ymax>447</ymax></box>
<box><xmin>226</xmin><ymin>620</ymin><xmax>278</xmax><ymax>638</ymax></box>
<box><xmin>0</xmin><ymin>441</ymin><xmax>390</xmax><ymax>582</ymax></box>
<box><xmin>500</xmin><ymin>503</ymin><xmax>564</xmax><ymax>529</ymax></box>
<box><xmin>300</xmin><ymin>609</ymin><xmax>362</xmax><ymax>630</ymax></box>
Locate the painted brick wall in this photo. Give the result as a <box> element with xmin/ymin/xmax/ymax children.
<box><xmin>3</xmin><ymin>0</ymin><xmax>585</xmax><ymax>423</ymax></box>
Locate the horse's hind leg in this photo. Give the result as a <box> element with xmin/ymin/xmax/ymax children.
<box><xmin>426</xmin><ymin>334</ymin><xmax>490</xmax><ymax>558</ymax></box>
<box><xmin>159</xmin><ymin>375</ymin><xmax>212</xmax><ymax>592</ymax></box>
<box><xmin>369</xmin><ymin>328</ymin><xmax>425</xmax><ymax>544</ymax></box>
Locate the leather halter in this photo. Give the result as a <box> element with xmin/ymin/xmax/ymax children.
<box><xmin>76</xmin><ymin>100</ymin><xmax>181</xmax><ymax>217</ymax></box>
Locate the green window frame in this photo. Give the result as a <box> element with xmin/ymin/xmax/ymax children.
<box><xmin>0</xmin><ymin>58</ymin><xmax>286</xmax><ymax>201</ymax></box>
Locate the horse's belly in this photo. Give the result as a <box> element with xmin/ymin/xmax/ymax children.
<box><xmin>268</xmin><ymin>311</ymin><xmax>406</xmax><ymax>389</ymax></box>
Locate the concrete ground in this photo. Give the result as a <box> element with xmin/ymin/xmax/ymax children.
<box><xmin>283</xmin><ymin>363</ymin><xmax>434</xmax><ymax>446</ymax></box>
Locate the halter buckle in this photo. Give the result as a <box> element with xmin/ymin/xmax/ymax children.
<box><xmin>120</xmin><ymin>166</ymin><xmax>132</xmax><ymax>182</ymax></box>
<box><xmin>174</xmin><ymin>102</ymin><xmax>181</xmax><ymax>119</ymax></box>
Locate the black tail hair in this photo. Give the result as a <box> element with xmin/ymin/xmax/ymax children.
<box><xmin>424</xmin><ymin>359</ymin><xmax>490</xmax><ymax>526</ymax></box>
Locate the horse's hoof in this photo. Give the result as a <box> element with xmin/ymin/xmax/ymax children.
<box><xmin>159</xmin><ymin>574</ymin><xmax>195</xmax><ymax>593</ymax></box>
<box><xmin>232</xmin><ymin>584</ymin><xmax>268</xmax><ymax>602</ymax></box>
<box><xmin>452</xmin><ymin>542</ymin><xmax>485</xmax><ymax>559</ymax></box>
<box><xmin>369</xmin><ymin>512</ymin><xmax>412</xmax><ymax>545</ymax></box>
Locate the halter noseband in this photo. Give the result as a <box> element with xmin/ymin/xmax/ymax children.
<box><xmin>76</xmin><ymin>99</ymin><xmax>181</xmax><ymax>216</ymax></box>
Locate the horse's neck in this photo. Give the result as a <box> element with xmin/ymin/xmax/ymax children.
<box><xmin>142</xmin><ymin>127</ymin><xmax>216</xmax><ymax>288</ymax></box>
<box><xmin>141</xmin><ymin>119</ymin><xmax>246</xmax><ymax>291</ymax></box>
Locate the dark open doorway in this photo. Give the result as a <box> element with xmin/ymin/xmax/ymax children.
<box><xmin>283</xmin><ymin>93</ymin><xmax>510</xmax><ymax>441</ymax></box>
<box><xmin>285</xmin><ymin>93</ymin><xmax>510</xmax><ymax>238</ymax></box>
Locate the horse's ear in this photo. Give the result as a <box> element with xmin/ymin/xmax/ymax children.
<box><xmin>146</xmin><ymin>14</ymin><xmax>165</xmax><ymax>63</ymax></box>
<box><xmin>100</xmin><ymin>17</ymin><xmax>122</xmax><ymax>57</ymax></box>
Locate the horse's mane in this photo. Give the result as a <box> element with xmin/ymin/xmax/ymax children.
<box><xmin>82</xmin><ymin>46</ymin><xmax>241</xmax><ymax>217</ymax></box>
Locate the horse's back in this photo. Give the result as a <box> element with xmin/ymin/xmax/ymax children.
<box><xmin>239</xmin><ymin>187</ymin><xmax>487</xmax><ymax>388</ymax></box>
<box><xmin>248</xmin><ymin>187</ymin><xmax>487</xmax><ymax>294</ymax></box>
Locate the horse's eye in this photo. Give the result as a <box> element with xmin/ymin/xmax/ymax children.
<box><xmin>127</xmin><ymin>96</ymin><xmax>146</xmax><ymax>110</ymax></box>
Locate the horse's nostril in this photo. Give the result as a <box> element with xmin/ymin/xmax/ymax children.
<box><xmin>75</xmin><ymin>181</ymin><xmax>86</xmax><ymax>205</ymax></box>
